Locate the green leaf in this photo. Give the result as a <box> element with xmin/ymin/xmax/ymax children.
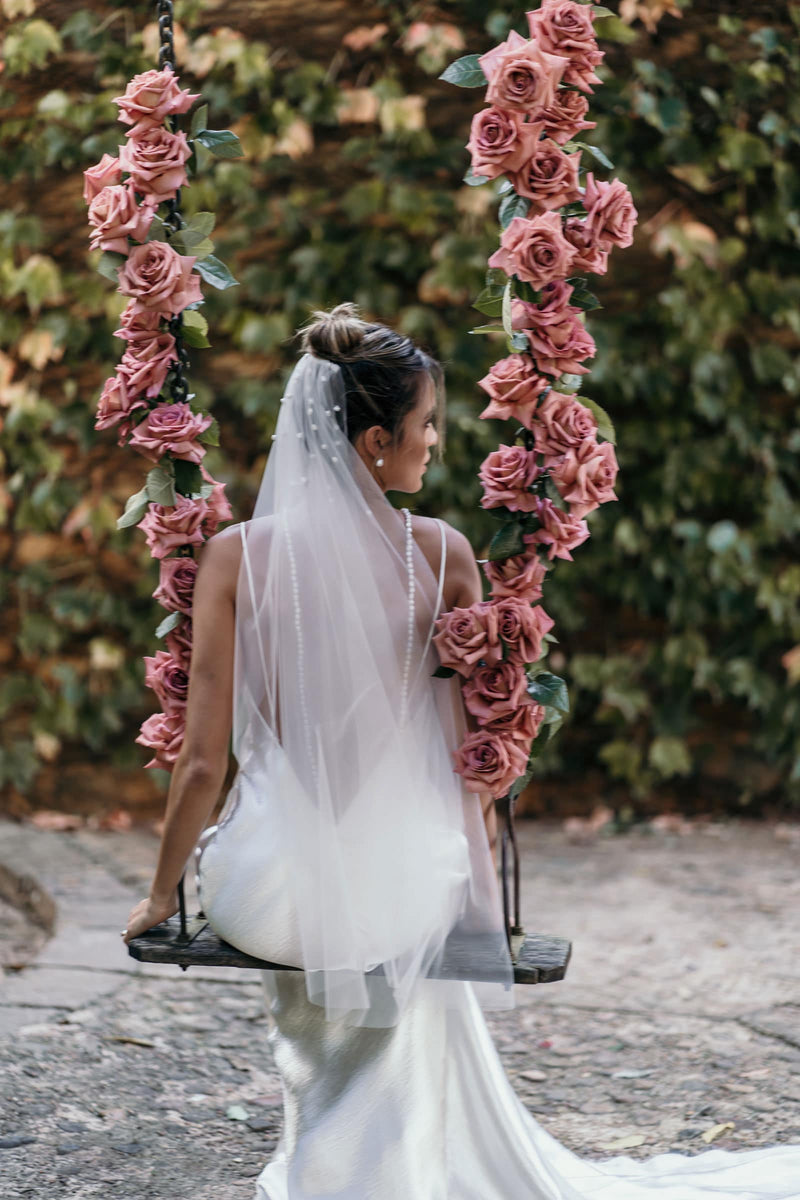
<box><xmin>572</xmin><ymin>141</ymin><xmax>615</xmax><ymax>171</ymax></box>
<box><xmin>155</xmin><ymin>610</ymin><xmax>181</xmax><ymax>639</ymax></box>
<box><xmin>570</xmin><ymin>285</ymin><xmax>602</xmax><ymax>311</ymax></box>
<box><xmin>502</xmin><ymin>280</ymin><xmax>513</xmax><ymax>336</ymax></box>
<box><xmin>194</xmin><ymin>129</ymin><xmax>244</xmax><ymax>159</ymax></box>
<box><xmin>190</xmin><ymin>103</ymin><xmax>209</xmax><ymax>138</ymax></box>
<box><xmin>464</xmin><ymin>165</ymin><xmax>490</xmax><ymax>186</ymax></box>
<box><xmin>180</xmin><ymin>321</ymin><xmax>211</xmax><ymax>349</ymax></box>
<box><xmin>472</xmin><ymin>288</ymin><xmax>504</xmax><ymax>317</ymax></box>
<box><xmin>592</xmin><ymin>5</ymin><xmax>614</xmax><ymax>16</ymax></box>
<box><xmin>578</xmin><ymin>396</ymin><xmax>616</xmax><ymax>443</ymax></box>
<box><xmin>170</xmin><ymin>231</ymin><xmax>215</xmax><ymax>260</ymax></box>
<box><xmin>542</xmin><ymin>474</ymin><xmax>568</xmax><ymax>510</ymax></box>
<box><xmin>496</xmin><ymin>178</ymin><xmax>515</xmax><ymax>195</ymax></box>
<box><xmin>146</xmin><ymin>463</ymin><xmax>177</xmax><ymax>508</ymax></box>
<box><xmin>469</xmin><ymin>324</ymin><xmax>505</xmax><ymax>334</ymax></box>
<box><xmin>198</xmin><ymin>415</ymin><xmax>220</xmax><ymax>446</ymax></box>
<box><xmin>508</xmin><ymin>331</ymin><xmax>529</xmax><ymax>353</ymax></box>
<box><xmin>97</xmin><ymin>251</ymin><xmax>126</xmax><ymax>282</ymax></box>
<box><xmin>183</xmin><ymin>211</ymin><xmax>216</xmax><ymax>238</ymax></box>
<box><xmin>116</xmin><ymin>485</ymin><xmax>149</xmax><ymax>530</ymax></box>
<box><xmin>432</xmin><ymin>664</ymin><xmax>456</xmax><ymax>678</ymax></box>
<box><xmin>438</xmin><ymin>54</ymin><xmax>487</xmax><ymax>87</ymax></box>
<box><xmin>488</xmin><ymin>522</ymin><xmax>525</xmax><ymax>561</ymax></box>
<box><xmin>526</xmin><ymin>671</ymin><xmax>570</xmax><ymax>714</ymax></box>
<box><xmin>145</xmin><ymin>214</ymin><xmax>167</xmax><ymax>243</ymax></box>
<box><xmin>195</xmin><ymin>254</ymin><xmax>239</xmax><ymax>290</ymax></box>
<box><xmin>498</xmin><ymin>191</ymin><xmax>530</xmax><ymax>228</ymax></box>
<box><xmin>174</xmin><ymin>459</ymin><xmax>203</xmax><ymax>497</ymax></box>
<box><xmin>485</xmin><ymin>267</ymin><xmax>508</xmax><ymax>289</ymax></box>
<box><xmin>508</xmin><ymin>764</ymin><xmax>535</xmax><ymax>800</ymax></box>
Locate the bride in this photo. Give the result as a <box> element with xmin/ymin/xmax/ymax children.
<box><xmin>123</xmin><ymin>304</ymin><xmax>800</xmax><ymax>1199</ymax></box>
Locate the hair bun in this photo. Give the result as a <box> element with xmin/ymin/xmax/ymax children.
<box><xmin>299</xmin><ymin>302</ymin><xmax>370</xmax><ymax>363</ymax></box>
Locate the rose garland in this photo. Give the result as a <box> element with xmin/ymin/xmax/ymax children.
<box><xmin>83</xmin><ymin>49</ymin><xmax>243</xmax><ymax>773</ymax></box>
<box><xmin>434</xmin><ymin>0</ymin><xmax>637</xmax><ymax>803</ymax></box>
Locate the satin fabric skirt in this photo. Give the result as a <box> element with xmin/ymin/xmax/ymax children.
<box><xmin>255</xmin><ymin>970</ymin><xmax>800</xmax><ymax>1200</ymax></box>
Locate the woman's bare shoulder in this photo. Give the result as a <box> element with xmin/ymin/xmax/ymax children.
<box><xmin>410</xmin><ymin>515</ymin><xmax>479</xmax><ymax>608</ymax></box>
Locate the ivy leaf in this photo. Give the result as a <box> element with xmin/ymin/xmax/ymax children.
<box><xmin>579</xmin><ymin>396</ymin><xmax>616</xmax><ymax>443</ymax></box>
<box><xmin>116</xmin><ymin>485</ymin><xmax>149</xmax><ymax>530</ymax></box>
<box><xmin>146</xmin><ymin>463</ymin><xmax>177</xmax><ymax>508</ymax></box>
<box><xmin>488</xmin><ymin>522</ymin><xmax>525</xmax><ymax>561</ymax></box>
<box><xmin>526</xmin><ymin>671</ymin><xmax>570</xmax><ymax>714</ymax></box>
<box><xmin>438</xmin><ymin>54</ymin><xmax>487</xmax><ymax>87</ymax></box>
<box><xmin>195</xmin><ymin>254</ymin><xmax>239</xmax><ymax>290</ymax></box>
<box><xmin>155</xmin><ymin>610</ymin><xmax>181</xmax><ymax>639</ymax></box>
<box><xmin>572</xmin><ymin>141</ymin><xmax>615</xmax><ymax>170</ymax></box>
<box><xmin>502</xmin><ymin>280</ymin><xmax>514</xmax><ymax>336</ymax></box>
<box><xmin>174</xmin><ymin>459</ymin><xmax>203</xmax><ymax>496</ymax></box>
<box><xmin>472</xmin><ymin>289</ymin><xmax>504</xmax><ymax>317</ymax></box>
<box><xmin>97</xmin><ymin>251</ymin><xmax>126</xmax><ymax>282</ymax></box>
<box><xmin>432</xmin><ymin>664</ymin><xmax>456</xmax><ymax>678</ymax></box>
<box><xmin>499</xmin><ymin>191</ymin><xmax>530</xmax><ymax>228</ymax></box>
<box><xmin>190</xmin><ymin>102</ymin><xmax>209</xmax><ymax>138</ymax></box>
<box><xmin>194</xmin><ymin>129</ymin><xmax>244</xmax><ymax>159</ymax></box>
<box><xmin>469</xmin><ymin>324</ymin><xmax>505</xmax><ymax>334</ymax></box>
<box><xmin>464</xmin><ymin>165</ymin><xmax>490</xmax><ymax>186</ymax></box>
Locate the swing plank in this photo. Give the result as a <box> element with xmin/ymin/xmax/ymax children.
<box><xmin>127</xmin><ymin>917</ymin><xmax>571</xmax><ymax>985</ymax></box>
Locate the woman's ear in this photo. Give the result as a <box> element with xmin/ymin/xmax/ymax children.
<box><xmin>363</xmin><ymin>424</ymin><xmax>387</xmax><ymax>460</ymax></box>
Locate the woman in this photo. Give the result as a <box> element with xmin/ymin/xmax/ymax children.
<box><xmin>124</xmin><ymin>305</ymin><xmax>800</xmax><ymax>1199</ymax></box>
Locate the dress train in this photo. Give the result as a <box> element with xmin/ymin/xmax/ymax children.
<box><xmin>255</xmin><ymin>970</ymin><xmax>800</xmax><ymax>1200</ymax></box>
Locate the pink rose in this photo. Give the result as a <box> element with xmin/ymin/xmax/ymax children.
<box><xmin>118</xmin><ymin>126</ymin><xmax>192</xmax><ymax>205</ymax></box>
<box><xmin>113</xmin><ymin>65</ymin><xmax>200</xmax><ymax>139</ymax></box>
<box><xmin>478</xmin><ymin>28</ymin><xmax>566</xmax><ymax>114</ymax></box>
<box><xmin>493</xmin><ymin>597</ymin><xmax>554</xmax><ymax>663</ymax></box>
<box><xmin>548</xmin><ymin>437</ymin><xmax>619</xmax><ymax>519</ymax></box>
<box><xmin>135</xmin><ymin>708</ymin><xmax>186</xmax><ymax>770</ymax></box>
<box><xmin>508</xmin><ymin>143</ymin><xmax>581</xmax><ymax>212</ymax></box>
<box><xmin>482</xmin><ymin>699</ymin><xmax>546</xmax><ymax>743</ymax></box>
<box><xmin>523</xmin><ymin>496</ymin><xmax>590</xmax><ymax>561</ymax></box>
<box><xmin>453</xmin><ymin>728</ymin><xmax>531</xmax><ymax>799</ymax></box>
<box><xmin>166</xmin><ymin>615</ymin><xmax>193</xmax><ymax>671</ymax></box>
<box><xmin>488</xmin><ymin>212</ymin><xmax>576</xmax><ymax>290</ymax></box>
<box><xmin>94</xmin><ymin>372</ymin><xmax>148</xmax><ymax>431</ymax></box>
<box><xmin>534</xmin><ymin>388</ymin><xmax>597</xmax><ymax>458</ymax></box>
<box><xmin>83</xmin><ymin>153</ymin><xmax>123</xmax><ymax>205</ymax></box>
<box><xmin>144</xmin><ymin>649</ymin><xmax>189</xmax><ymax>713</ymax></box>
<box><xmin>199</xmin><ymin>464</ymin><xmax>234</xmax><ymax>535</ymax></box>
<box><xmin>433</xmin><ymin>602</ymin><xmax>501</xmax><ymax>676</ymax></box>
<box><xmin>478</xmin><ymin>355</ymin><xmax>550</xmax><ymax>431</ymax></box>
<box><xmin>137</xmin><ymin>493</ymin><xmax>209</xmax><ymax>559</ymax></box>
<box><xmin>533</xmin><ymin>390</ymin><xmax>597</xmax><ymax>457</ymax></box>
<box><xmin>534</xmin><ymin>88</ymin><xmax>595</xmax><ymax>146</ymax></box>
<box><xmin>563</xmin><ymin>217</ymin><xmax>609</xmax><ymax>276</ymax></box>
<box><xmin>117</xmin><ymin>242</ymin><xmax>202</xmax><ymax>316</ymax></box>
<box><xmin>462</xmin><ymin>660</ymin><xmax>529</xmax><ymax>724</ymax></box>
<box><xmin>114</xmin><ymin>301</ymin><xmax>171</xmax><ymax>339</ymax></box>
<box><xmin>87</xmin><ymin>183</ymin><xmax>156</xmax><ymax>255</ymax></box>
<box><xmin>512</xmin><ymin>297</ymin><xmax>596</xmax><ymax>377</ymax></box>
<box><xmin>483</xmin><ymin>550</ymin><xmax>548</xmax><ymax>601</ymax></box>
<box><xmin>119</xmin><ymin>332</ymin><xmax>178</xmax><ymax>400</ymax></box>
<box><xmin>583</xmin><ymin>171</ymin><xmax>638</xmax><ymax>250</ymax></box>
<box><xmin>466</xmin><ymin>108</ymin><xmax>543</xmax><ymax>180</ymax></box>
<box><xmin>154</xmin><ymin>555</ymin><xmax>198</xmax><ymax>616</ymax></box>
<box><xmin>479</xmin><ymin>444</ymin><xmax>541</xmax><ymax>512</ymax></box>
<box><xmin>129</xmin><ymin>401</ymin><xmax>212</xmax><ymax>463</ymax></box>
<box><xmin>526</xmin><ymin>0</ymin><xmax>605</xmax><ymax>94</ymax></box>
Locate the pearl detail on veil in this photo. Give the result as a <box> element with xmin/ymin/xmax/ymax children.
<box><xmin>399</xmin><ymin>507</ymin><xmax>416</xmax><ymax>729</ymax></box>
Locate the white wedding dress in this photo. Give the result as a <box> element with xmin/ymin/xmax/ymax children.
<box><xmin>193</xmin><ymin>352</ymin><xmax>799</xmax><ymax>1199</ymax></box>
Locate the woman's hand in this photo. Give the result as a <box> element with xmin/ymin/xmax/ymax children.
<box><xmin>121</xmin><ymin>889</ymin><xmax>179</xmax><ymax>945</ymax></box>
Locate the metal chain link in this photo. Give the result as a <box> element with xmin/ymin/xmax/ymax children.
<box><xmin>155</xmin><ymin>0</ymin><xmax>190</xmax><ymax>407</ymax></box>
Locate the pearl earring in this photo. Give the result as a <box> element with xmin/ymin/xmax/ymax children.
<box><xmin>375</xmin><ymin>457</ymin><xmax>384</xmax><ymax>468</ymax></box>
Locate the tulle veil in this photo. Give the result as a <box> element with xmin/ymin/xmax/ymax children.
<box><xmin>197</xmin><ymin>350</ymin><xmax>514</xmax><ymax>1028</ymax></box>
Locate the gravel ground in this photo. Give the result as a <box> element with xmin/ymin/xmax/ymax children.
<box><xmin>1</xmin><ymin>817</ymin><xmax>799</xmax><ymax>1198</ymax></box>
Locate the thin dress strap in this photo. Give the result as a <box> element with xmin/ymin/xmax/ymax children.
<box><xmin>239</xmin><ymin>521</ymin><xmax>276</xmax><ymax>717</ymax></box>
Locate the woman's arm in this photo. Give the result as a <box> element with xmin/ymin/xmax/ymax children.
<box><xmin>443</xmin><ymin>525</ymin><xmax>498</xmax><ymax>861</ymax></box>
<box><xmin>123</xmin><ymin>527</ymin><xmax>239</xmax><ymax>942</ymax></box>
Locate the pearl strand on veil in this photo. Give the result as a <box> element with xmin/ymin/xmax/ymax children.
<box><xmin>399</xmin><ymin>507</ymin><xmax>416</xmax><ymax>729</ymax></box>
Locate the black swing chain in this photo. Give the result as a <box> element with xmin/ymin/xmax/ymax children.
<box><xmin>155</xmin><ymin>0</ymin><xmax>190</xmax><ymax>408</ymax></box>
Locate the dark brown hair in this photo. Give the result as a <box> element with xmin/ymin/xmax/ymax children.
<box><xmin>297</xmin><ymin>302</ymin><xmax>446</xmax><ymax>459</ymax></box>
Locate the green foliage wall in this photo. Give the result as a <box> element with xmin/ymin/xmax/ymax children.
<box><xmin>1</xmin><ymin>0</ymin><xmax>798</xmax><ymax>817</ymax></box>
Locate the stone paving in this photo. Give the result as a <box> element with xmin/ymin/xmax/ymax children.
<box><xmin>1</xmin><ymin>816</ymin><xmax>799</xmax><ymax>1198</ymax></box>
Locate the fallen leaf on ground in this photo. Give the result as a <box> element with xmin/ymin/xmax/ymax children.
<box><xmin>701</xmin><ymin>1122</ymin><xmax>735</xmax><ymax>1144</ymax></box>
<box><xmin>598</xmin><ymin>1134</ymin><xmax>647</xmax><ymax>1151</ymax></box>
